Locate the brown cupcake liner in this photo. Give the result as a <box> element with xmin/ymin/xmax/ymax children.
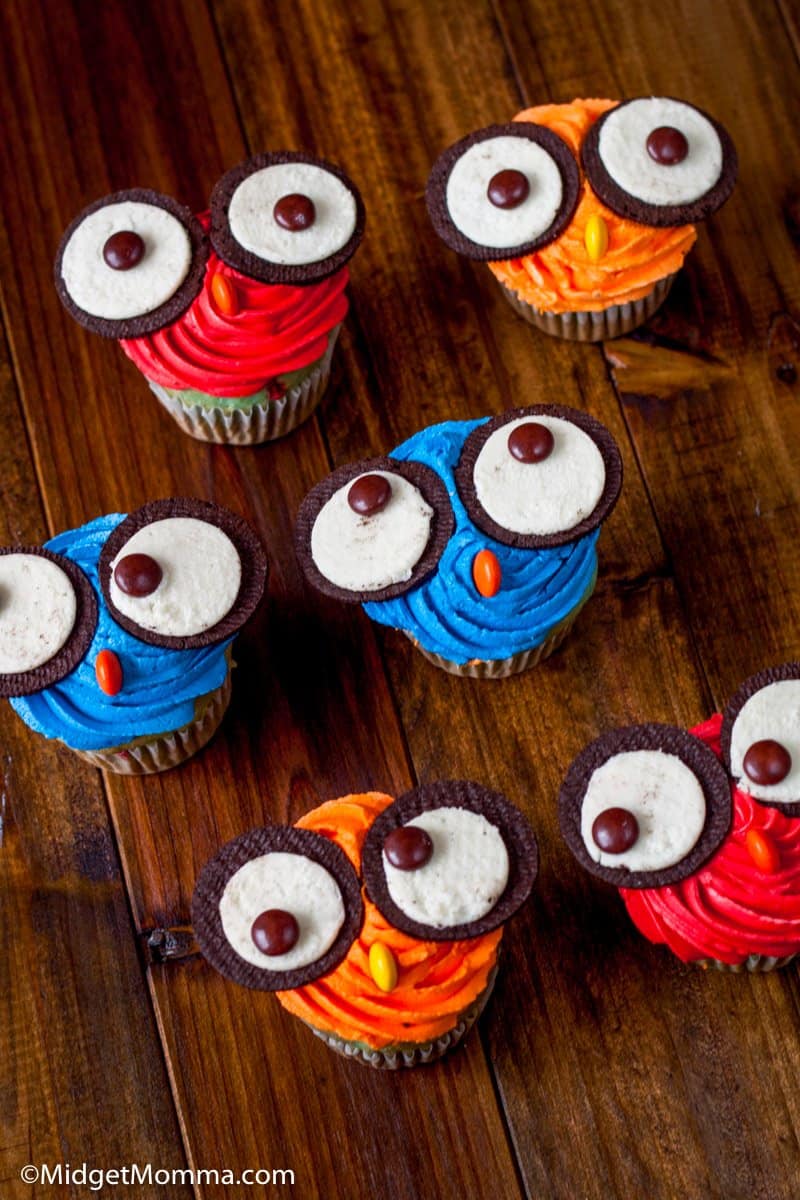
<box><xmin>305</xmin><ymin>968</ymin><xmax>497</xmax><ymax>1070</ymax></box>
<box><xmin>146</xmin><ymin>327</ymin><xmax>339</xmax><ymax>444</ymax></box>
<box><xmin>694</xmin><ymin>953</ymin><xmax>797</xmax><ymax>974</ymax></box>
<box><xmin>72</xmin><ymin>669</ymin><xmax>232</xmax><ymax>774</ymax></box>
<box><xmin>499</xmin><ymin>272</ymin><xmax>677</xmax><ymax>342</ymax></box>
<box><xmin>404</xmin><ymin>569</ymin><xmax>596</xmax><ymax>678</ymax></box>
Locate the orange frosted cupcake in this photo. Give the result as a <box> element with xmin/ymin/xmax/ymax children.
<box><xmin>426</xmin><ymin>97</ymin><xmax>737</xmax><ymax>341</ymax></box>
<box><xmin>192</xmin><ymin>783</ymin><xmax>538</xmax><ymax>1068</ymax></box>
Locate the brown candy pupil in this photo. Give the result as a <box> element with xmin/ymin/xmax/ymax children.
<box><xmin>103</xmin><ymin>230</ymin><xmax>145</xmax><ymax>270</ymax></box>
<box><xmin>507</xmin><ymin>421</ymin><xmax>555</xmax><ymax>463</ymax></box>
<box><xmin>347</xmin><ymin>473</ymin><xmax>392</xmax><ymax>516</ymax></box>
<box><xmin>743</xmin><ymin>739</ymin><xmax>792</xmax><ymax>786</ymax></box>
<box><xmin>591</xmin><ymin>807</ymin><xmax>639</xmax><ymax>854</ymax></box>
<box><xmin>273</xmin><ymin>193</ymin><xmax>316</xmax><ymax>231</ymax></box>
<box><xmin>251</xmin><ymin>909</ymin><xmax>300</xmax><ymax>956</ymax></box>
<box><xmin>113</xmin><ymin>552</ymin><xmax>163</xmax><ymax>597</ymax></box>
<box><xmin>646</xmin><ymin>126</ymin><xmax>689</xmax><ymax>166</ymax></box>
<box><xmin>384</xmin><ymin>825</ymin><xmax>433</xmax><ymax>871</ymax></box>
<box><xmin>487</xmin><ymin>169</ymin><xmax>530</xmax><ymax>210</ymax></box>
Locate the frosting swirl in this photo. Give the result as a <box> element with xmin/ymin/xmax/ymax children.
<box><xmin>10</xmin><ymin>516</ymin><xmax>233</xmax><ymax>752</ymax></box>
<box><xmin>120</xmin><ymin>213</ymin><xmax>349</xmax><ymax>398</ymax></box>
<box><xmin>621</xmin><ymin>715</ymin><xmax>800</xmax><ymax>965</ymax></box>
<box><xmin>277</xmin><ymin>793</ymin><xmax>501</xmax><ymax>1049</ymax></box>
<box><xmin>363</xmin><ymin>420</ymin><xmax>599</xmax><ymax>664</ymax></box>
<box><xmin>489</xmin><ymin>99</ymin><xmax>697</xmax><ymax>314</ymax></box>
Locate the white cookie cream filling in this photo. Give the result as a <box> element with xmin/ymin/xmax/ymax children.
<box><xmin>219</xmin><ymin>852</ymin><xmax>345</xmax><ymax>971</ymax></box>
<box><xmin>0</xmin><ymin>554</ymin><xmax>77</xmax><ymax>673</ymax></box>
<box><xmin>473</xmin><ymin>416</ymin><xmax>605</xmax><ymax>536</ymax></box>
<box><xmin>228</xmin><ymin>163</ymin><xmax>357</xmax><ymax>266</ymax></box>
<box><xmin>109</xmin><ymin>517</ymin><xmax>241</xmax><ymax>637</ymax></box>
<box><xmin>60</xmin><ymin>201</ymin><xmax>192</xmax><ymax>320</ymax></box>
<box><xmin>383</xmin><ymin>807</ymin><xmax>509</xmax><ymax>927</ymax></box>
<box><xmin>580</xmin><ymin>749</ymin><xmax>706</xmax><ymax>871</ymax></box>
<box><xmin>598</xmin><ymin>98</ymin><xmax>723</xmax><ymax>207</ymax></box>
<box><xmin>311</xmin><ymin>471</ymin><xmax>433</xmax><ymax>592</ymax></box>
<box><xmin>445</xmin><ymin>136</ymin><xmax>563</xmax><ymax>249</ymax></box>
<box><xmin>729</xmin><ymin>680</ymin><xmax>800</xmax><ymax>803</ymax></box>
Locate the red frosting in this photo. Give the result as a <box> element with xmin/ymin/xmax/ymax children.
<box><xmin>621</xmin><ymin>714</ymin><xmax>800</xmax><ymax>965</ymax></box>
<box><xmin>120</xmin><ymin>213</ymin><xmax>349</xmax><ymax>397</ymax></box>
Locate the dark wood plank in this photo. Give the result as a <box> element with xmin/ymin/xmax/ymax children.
<box><xmin>214</xmin><ymin>0</ymin><xmax>800</xmax><ymax>1197</ymax></box>
<box><xmin>0</xmin><ymin>327</ymin><xmax>190</xmax><ymax>1194</ymax></box>
<box><xmin>0</xmin><ymin>2</ymin><xmax>524</xmax><ymax>1197</ymax></box>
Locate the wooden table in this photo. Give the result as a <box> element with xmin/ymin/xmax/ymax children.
<box><xmin>2</xmin><ymin>1</ymin><xmax>799</xmax><ymax>1196</ymax></box>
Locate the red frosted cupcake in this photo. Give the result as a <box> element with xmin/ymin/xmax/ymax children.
<box><xmin>55</xmin><ymin>153</ymin><xmax>365</xmax><ymax>443</ymax></box>
<box><xmin>559</xmin><ymin>664</ymin><xmax>800</xmax><ymax>973</ymax></box>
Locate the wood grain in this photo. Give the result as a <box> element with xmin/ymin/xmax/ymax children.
<box><xmin>1</xmin><ymin>0</ymin><xmax>799</xmax><ymax>1197</ymax></box>
<box><xmin>0</xmin><ymin>320</ymin><xmax>189</xmax><ymax>1194</ymax></box>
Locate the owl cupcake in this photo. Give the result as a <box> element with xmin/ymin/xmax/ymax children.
<box><xmin>426</xmin><ymin>97</ymin><xmax>737</xmax><ymax>341</ymax></box>
<box><xmin>54</xmin><ymin>153</ymin><xmax>365</xmax><ymax>442</ymax></box>
<box><xmin>559</xmin><ymin>664</ymin><xmax>800</xmax><ymax>972</ymax></box>
<box><xmin>295</xmin><ymin>405</ymin><xmax>622</xmax><ymax>677</ymax></box>
<box><xmin>192</xmin><ymin>782</ymin><xmax>538</xmax><ymax>1068</ymax></box>
<box><xmin>0</xmin><ymin>499</ymin><xmax>267</xmax><ymax>773</ymax></box>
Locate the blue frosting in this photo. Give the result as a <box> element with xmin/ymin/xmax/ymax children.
<box><xmin>10</xmin><ymin>515</ymin><xmax>233</xmax><ymax>751</ymax></box>
<box><xmin>363</xmin><ymin>420</ymin><xmax>600</xmax><ymax>664</ymax></box>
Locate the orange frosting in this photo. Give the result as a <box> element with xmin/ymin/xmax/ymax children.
<box><xmin>488</xmin><ymin>99</ymin><xmax>697</xmax><ymax>313</ymax></box>
<box><xmin>276</xmin><ymin>793</ymin><xmax>502</xmax><ymax>1049</ymax></box>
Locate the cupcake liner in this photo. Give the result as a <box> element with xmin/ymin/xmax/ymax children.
<box><xmin>403</xmin><ymin>568</ymin><xmax>597</xmax><ymax>678</ymax></box>
<box><xmin>694</xmin><ymin>953</ymin><xmax>797</xmax><ymax>973</ymax></box>
<box><xmin>306</xmin><ymin>968</ymin><xmax>497</xmax><ymax>1069</ymax></box>
<box><xmin>72</xmin><ymin>670</ymin><xmax>232</xmax><ymax>774</ymax></box>
<box><xmin>499</xmin><ymin>272</ymin><xmax>677</xmax><ymax>342</ymax></box>
<box><xmin>145</xmin><ymin>327</ymin><xmax>340</xmax><ymax>444</ymax></box>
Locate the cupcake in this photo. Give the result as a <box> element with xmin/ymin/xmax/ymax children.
<box><xmin>0</xmin><ymin>499</ymin><xmax>267</xmax><ymax>773</ymax></box>
<box><xmin>295</xmin><ymin>405</ymin><xmax>622</xmax><ymax>677</ymax></box>
<box><xmin>192</xmin><ymin>782</ymin><xmax>538</xmax><ymax>1068</ymax></box>
<box><xmin>426</xmin><ymin>97</ymin><xmax>737</xmax><ymax>341</ymax></box>
<box><xmin>54</xmin><ymin>153</ymin><xmax>365</xmax><ymax>442</ymax></box>
<box><xmin>559</xmin><ymin>664</ymin><xmax>800</xmax><ymax>971</ymax></box>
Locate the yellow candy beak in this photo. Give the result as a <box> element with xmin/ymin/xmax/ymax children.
<box><xmin>368</xmin><ymin>941</ymin><xmax>398</xmax><ymax>993</ymax></box>
<box><xmin>584</xmin><ymin>213</ymin><xmax>609</xmax><ymax>263</ymax></box>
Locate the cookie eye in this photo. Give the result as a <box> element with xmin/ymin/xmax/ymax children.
<box><xmin>191</xmin><ymin>826</ymin><xmax>363</xmax><ymax>991</ymax></box>
<box><xmin>295</xmin><ymin>457</ymin><xmax>455</xmax><ymax>603</ymax></box>
<box><xmin>581</xmin><ymin>97</ymin><xmax>737</xmax><ymax>226</ymax></box>
<box><xmin>0</xmin><ymin>547</ymin><xmax>98</xmax><ymax>697</ymax></box>
<box><xmin>454</xmin><ymin>405</ymin><xmax>623</xmax><ymax>549</ymax></box>
<box><xmin>209</xmin><ymin>152</ymin><xmax>365</xmax><ymax>285</ymax></box>
<box><xmin>559</xmin><ymin>724</ymin><xmax>732</xmax><ymax>888</ymax></box>
<box><xmin>426</xmin><ymin>123</ymin><xmax>581</xmax><ymax>260</ymax></box>
<box><xmin>54</xmin><ymin>189</ymin><xmax>208</xmax><ymax>337</ymax></box>
<box><xmin>361</xmin><ymin>781</ymin><xmax>538</xmax><ymax>940</ymax></box>
<box><xmin>98</xmin><ymin>499</ymin><xmax>267</xmax><ymax>650</ymax></box>
<box><xmin>721</xmin><ymin>663</ymin><xmax>800</xmax><ymax>814</ymax></box>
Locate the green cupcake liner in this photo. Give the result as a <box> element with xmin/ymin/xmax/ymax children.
<box><xmin>146</xmin><ymin>326</ymin><xmax>340</xmax><ymax>444</ymax></box>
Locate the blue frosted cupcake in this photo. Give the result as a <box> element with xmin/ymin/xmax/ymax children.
<box><xmin>0</xmin><ymin>500</ymin><xmax>267</xmax><ymax>772</ymax></box>
<box><xmin>295</xmin><ymin>406</ymin><xmax>622</xmax><ymax>678</ymax></box>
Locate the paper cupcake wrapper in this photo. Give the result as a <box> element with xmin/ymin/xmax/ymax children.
<box><xmin>694</xmin><ymin>953</ymin><xmax>798</xmax><ymax>973</ymax></box>
<box><xmin>71</xmin><ymin>670</ymin><xmax>232</xmax><ymax>774</ymax></box>
<box><xmin>499</xmin><ymin>273</ymin><xmax>677</xmax><ymax>342</ymax></box>
<box><xmin>145</xmin><ymin>327</ymin><xmax>340</xmax><ymax>445</ymax></box>
<box><xmin>404</xmin><ymin>569</ymin><xmax>597</xmax><ymax>679</ymax></box>
<box><xmin>306</xmin><ymin>967</ymin><xmax>498</xmax><ymax>1069</ymax></box>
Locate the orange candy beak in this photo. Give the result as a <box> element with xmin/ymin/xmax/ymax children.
<box><xmin>472</xmin><ymin>549</ymin><xmax>501</xmax><ymax>598</ymax></box>
<box><xmin>744</xmin><ymin>828</ymin><xmax>780</xmax><ymax>874</ymax></box>
<box><xmin>211</xmin><ymin>272</ymin><xmax>239</xmax><ymax>316</ymax></box>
